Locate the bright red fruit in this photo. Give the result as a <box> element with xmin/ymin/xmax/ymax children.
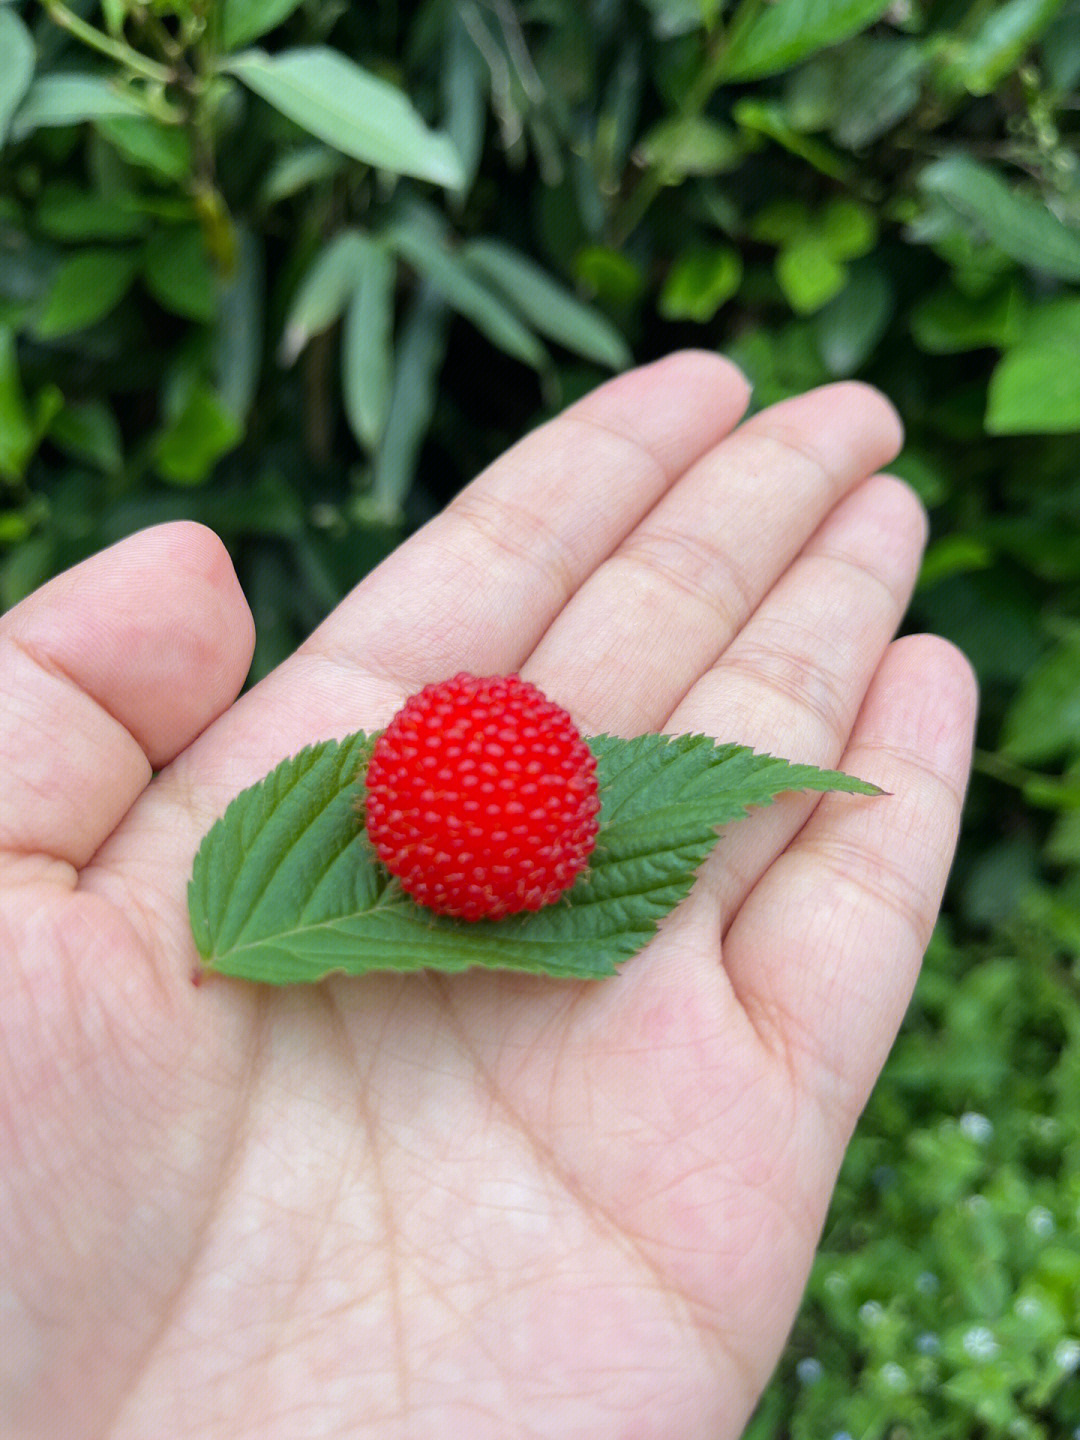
<box><xmin>363</xmin><ymin>672</ymin><xmax>601</xmax><ymax>920</ymax></box>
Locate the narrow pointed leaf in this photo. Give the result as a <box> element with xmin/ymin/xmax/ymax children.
<box><xmin>0</xmin><ymin>9</ymin><xmax>34</xmax><ymax>148</ymax></box>
<box><xmin>390</xmin><ymin>219</ymin><xmax>547</xmax><ymax>369</ymax></box>
<box><xmin>342</xmin><ymin>240</ymin><xmax>395</xmax><ymax>450</ymax></box>
<box><xmin>10</xmin><ymin>74</ymin><xmax>144</xmax><ymax>141</ymax></box>
<box><xmin>462</xmin><ymin>240</ymin><xmax>631</xmax><ymax>370</ymax></box>
<box><xmin>223</xmin><ymin>48</ymin><xmax>465</xmax><ymax>189</ymax></box>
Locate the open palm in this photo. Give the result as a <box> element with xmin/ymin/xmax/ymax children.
<box><xmin>2</xmin><ymin>353</ymin><xmax>976</xmax><ymax>1440</ymax></box>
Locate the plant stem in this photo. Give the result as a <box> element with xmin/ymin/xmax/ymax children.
<box><xmin>40</xmin><ymin>0</ymin><xmax>174</xmax><ymax>86</ymax></box>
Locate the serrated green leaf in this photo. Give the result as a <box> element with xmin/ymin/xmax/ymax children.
<box><xmin>190</xmin><ymin>730</ymin><xmax>882</xmax><ymax>985</ymax></box>
<box><xmin>222</xmin><ymin>48</ymin><xmax>465</xmax><ymax>190</ymax></box>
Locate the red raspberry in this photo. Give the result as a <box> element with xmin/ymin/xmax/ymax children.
<box><xmin>363</xmin><ymin>673</ymin><xmax>600</xmax><ymax>921</ymax></box>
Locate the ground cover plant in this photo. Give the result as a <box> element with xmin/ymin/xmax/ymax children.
<box><xmin>2</xmin><ymin>0</ymin><xmax>1079</xmax><ymax>1433</ymax></box>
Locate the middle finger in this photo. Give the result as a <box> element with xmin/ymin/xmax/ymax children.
<box><xmin>527</xmin><ymin>382</ymin><xmax>903</xmax><ymax>736</ymax></box>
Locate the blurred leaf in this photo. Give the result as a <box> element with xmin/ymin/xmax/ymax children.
<box><xmin>918</xmin><ymin>534</ymin><xmax>994</xmax><ymax>589</ymax></box>
<box><xmin>920</xmin><ymin>155</ymin><xmax>1080</xmax><ymax>282</ymax></box>
<box><xmin>640</xmin><ymin>0</ymin><xmax>719</xmax><ymax>37</ymax></box>
<box><xmin>342</xmin><ymin>239</ymin><xmax>396</xmax><ymax>451</ymax></box>
<box><xmin>32</xmin><ymin>247</ymin><xmax>140</xmax><ymax>338</ymax></box>
<box><xmin>368</xmin><ymin>283</ymin><xmax>448</xmax><ymax>522</ymax></box>
<box><xmin>987</xmin><ymin>297</ymin><xmax>1080</xmax><ymax>433</ymax></box>
<box><xmin>100</xmin><ymin>0</ymin><xmax>125</xmax><ymax>34</ymax></box>
<box><xmin>947</xmin><ymin>0</ymin><xmax>1066</xmax><ymax>96</ymax></box>
<box><xmin>35</xmin><ymin>183</ymin><xmax>148</xmax><ymax>241</ymax></box>
<box><xmin>659</xmin><ymin>245</ymin><xmax>742</xmax><ymax>321</ymax></box>
<box><xmin>820</xmin><ymin>196</ymin><xmax>877</xmax><ymax>259</ymax></box>
<box><xmin>911</xmin><ymin>282</ymin><xmax>1024</xmax><ymax>354</ymax></box>
<box><xmin>214</xmin><ymin>225</ymin><xmax>263</xmax><ymax>423</ymax></box>
<box><xmin>1001</xmin><ymin>636</ymin><xmax>1080</xmax><ymax>763</ymax></box>
<box><xmin>573</xmin><ymin>246</ymin><xmax>646</xmax><ymax>307</ymax></box>
<box><xmin>153</xmin><ymin>382</ymin><xmax>242</xmax><ymax>484</ymax></box>
<box><xmin>142</xmin><ymin>225</ymin><xmax>217</xmax><ymax>322</ymax></box>
<box><xmin>722</xmin><ymin>0</ymin><xmax>893</xmax><ymax>81</ymax></box>
<box><xmin>280</xmin><ymin>230</ymin><xmax>369</xmax><ymax>363</ymax></box>
<box><xmin>389</xmin><ymin>216</ymin><xmax>547</xmax><ymax>369</ymax></box>
<box><xmin>260</xmin><ymin>144</ymin><xmax>346</xmax><ymax>205</ymax></box>
<box><xmin>0</xmin><ymin>9</ymin><xmax>34</xmax><ymax>148</ymax></box>
<box><xmin>463</xmin><ymin>239</ymin><xmax>631</xmax><ymax>368</ymax></box>
<box><xmin>221</xmin><ymin>0</ymin><xmax>306</xmax><ymax>50</ymax></box>
<box><xmin>443</xmin><ymin>7</ymin><xmax>487</xmax><ymax>195</ymax></box>
<box><xmin>733</xmin><ymin>98</ymin><xmax>852</xmax><ymax>182</ymax></box>
<box><xmin>223</xmin><ymin>48</ymin><xmax>466</xmax><ymax>189</ymax></box>
<box><xmin>813</xmin><ymin>262</ymin><xmax>893</xmax><ymax>374</ymax></box>
<box><xmin>776</xmin><ymin>233</ymin><xmax>847</xmax><ymax>313</ymax></box>
<box><xmin>1043</xmin><ymin>0</ymin><xmax>1080</xmax><ymax>91</ymax></box>
<box><xmin>48</xmin><ymin>399</ymin><xmax>122</xmax><ymax>475</ymax></box>
<box><xmin>96</xmin><ymin>115</ymin><xmax>192</xmax><ymax>181</ymax></box>
<box><xmin>10</xmin><ymin>74</ymin><xmax>144</xmax><ymax>141</ymax></box>
<box><xmin>637</xmin><ymin>115</ymin><xmax>741</xmax><ymax>179</ymax></box>
<box><xmin>788</xmin><ymin>36</ymin><xmax>928</xmax><ymax>150</ymax></box>
<box><xmin>913</xmin><ymin>570</ymin><xmax>1041</xmax><ymax>685</ymax></box>
<box><xmin>0</xmin><ymin>325</ymin><xmax>62</xmax><ymax>481</ymax></box>
<box><xmin>749</xmin><ymin>198</ymin><xmax>810</xmax><ymax>246</ymax></box>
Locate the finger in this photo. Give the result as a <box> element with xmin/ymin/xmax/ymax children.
<box><xmin>527</xmin><ymin>381</ymin><xmax>903</xmax><ymax>735</ymax></box>
<box><xmin>721</xmin><ymin>633</ymin><xmax>977</xmax><ymax>1133</ymax></box>
<box><xmin>0</xmin><ymin>523</ymin><xmax>254</xmax><ymax>871</ymax></box>
<box><xmin>303</xmin><ymin>351</ymin><xmax>751</xmax><ymax>696</ymax></box>
<box><xmin>672</xmin><ymin>473</ymin><xmax>929</xmax><ymax>920</ymax></box>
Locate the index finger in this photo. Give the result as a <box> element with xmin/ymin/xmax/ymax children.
<box><xmin>303</xmin><ymin>351</ymin><xmax>752</xmax><ymax>698</ymax></box>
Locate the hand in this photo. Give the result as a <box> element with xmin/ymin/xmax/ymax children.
<box><xmin>1</xmin><ymin>353</ymin><xmax>976</xmax><ymax>1440</ymax></box>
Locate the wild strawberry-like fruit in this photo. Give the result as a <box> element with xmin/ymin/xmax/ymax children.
<box><xmin>363</xmin><ymin>672</ymin><xmax>600</xmax><ymax>920</ymax></box>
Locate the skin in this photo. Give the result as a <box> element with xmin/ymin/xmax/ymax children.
<box><xmin>0</xmin><ymin>353</ymin><xmax>977</xmax><ymax>1440</ymax></box>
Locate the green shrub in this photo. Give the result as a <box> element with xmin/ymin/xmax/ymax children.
<box><xmin>3</xmin><ymin>1</ymin><xmax>1080</xmax><ymax>1432</ymax></box>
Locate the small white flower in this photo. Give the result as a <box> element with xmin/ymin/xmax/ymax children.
<box><xmin>963</xmin><ymin>1325</ymin><xmax>999</xmax><ymax>1361</ymax></box>
<box><xmin>1027</xmin><ymin>1205</ymin><xmax>1055</xmax><ymax>1236</ymax></box>
<box><xmin>960</xmin><ymin>1111</ymin><xmax>993</xmax><ymax>1143</ymax></box>
<box><xmin>796</xmin><ymin>1357</ymin><xmax>823</xmax><ymax>1385</ymax></box>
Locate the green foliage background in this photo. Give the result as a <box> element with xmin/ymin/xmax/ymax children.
<box><xmin>2</xmin><ymin>0</ymin><xmax>1080</xmax><ymax>1433</ymax></box>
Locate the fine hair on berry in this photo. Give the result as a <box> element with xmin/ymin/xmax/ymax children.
<box><xmin>363</xmin><ymin>673</ymin><xmax>601</xmax><ymax>921</ymax></box>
